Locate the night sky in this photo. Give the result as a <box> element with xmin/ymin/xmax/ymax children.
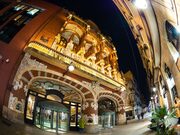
<box><xmin>45</xmin><ymin>0</ymin><xmax>150</xmax><ymax>105</ymax></box>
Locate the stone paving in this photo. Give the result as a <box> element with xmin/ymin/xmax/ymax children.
<box><xmin>0</xmin><ymin>118</ymin><xmax>156</xmax><ymax>135</ymax></box>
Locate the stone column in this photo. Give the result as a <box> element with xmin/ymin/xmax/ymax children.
<box><xmin>112</xmin><ymin>69</ymin><xmax>117</xmax><ymax>80</ymax></box>
<box><xmin>82</xmin><ymin>100</ymin><xmax>99</xmax><ymax>133</ymax></box>
<box><xmin>116</xmin><ymin>106</ymin><xmax>126</xmax><ymax>125</ymax></box>
<box><xmin>107</xmin><ymin>65</ymin><xmax>112</xmax><ymax>77</ymax></box>
<box><xmin>99</xmin><ymin>60</ymin><xmax>105</xmax><ymax>73</ymax></box>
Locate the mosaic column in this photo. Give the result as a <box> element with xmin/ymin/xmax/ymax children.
<box><xmin>82</xmin><ymin>100</ymin><xmax>99</xmax><ymax>133</ymax></box>
<box><xmin>116</xmin><ymin>105</ymin><xmax>126</xmax><ymax>125</ymax></box>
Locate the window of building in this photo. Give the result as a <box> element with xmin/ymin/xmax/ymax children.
<box><xmin>171</xmin><ymin>85</ymin><xmax>177</xmax><ymax>101</ymax></box>
<box><xmin>0</xmin><ymin>1</ymin><xmax>10</xmax><ymax>10</ymax></box>
<box><xmin>165</xmin><ymin>21</ymin><xmax>179</xmax><ymax>51</ymax></box>
<box><xmin>0</xmin><ymin>4</ymin><xmax>27</xmax><ymax>26</ymax></box>
<box><xmin>61</xmin><ymin>30</ymin><xmax>80</xmax><ymax>45</ymax></box>
<box><xmin>62</xmin><ymin>31</ymin><xmax>73</xmax><ymax>42</ymax></box>
<box><xmin>0</xmin><ymin>5</ymin><xmax>42</xmax><ymax>43</ymax></box>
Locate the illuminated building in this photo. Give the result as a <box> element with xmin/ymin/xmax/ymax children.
<box><xmin>0</xmin><ymin>1</ymin><xmax>126</xmax><ymax>133</ymax></box>
<box><xmin>114</xmin><ymin>0</ymin><xmax>180</xmax><ymax>110</ymax></box>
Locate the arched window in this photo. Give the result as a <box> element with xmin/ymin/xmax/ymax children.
<box><xmin>61</xmin><ymin>31</ymin><xmax>73</xmax><ymax>41</ymax></box>
<box><xmin>61</xmin><ymin>31</ymin><xmax>80</xmax><ymax>45</ymax></box>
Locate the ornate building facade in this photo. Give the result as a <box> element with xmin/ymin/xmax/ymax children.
<box><xmin>0</xmin><ymin>0</ymin><xmax>126</xmax><ymax>133</ymax></box>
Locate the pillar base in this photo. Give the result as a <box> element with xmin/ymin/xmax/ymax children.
<box><xmin>85</xmin><ymin>124</ymin><xmax>99</xmax><ymax>134</ymax></box>
<box><xmin>116</xmin><ymin>113</ymin><xmax>126</xmax><ymax>125</ymax></box>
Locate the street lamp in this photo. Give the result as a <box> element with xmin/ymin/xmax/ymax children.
<box><xmin>68</xmin><ymin>64</ymin><xmax>75</xmax><ymax>72</ymax></box>
<box><xmin>152</xmin><ymin>87</ymin><xmax>156</xmax><ymax>92</ymax></box>
<box><xmin>133</xmin><ymin>0</ymin><xmax>148</xmax><ymax>9</ymax></box>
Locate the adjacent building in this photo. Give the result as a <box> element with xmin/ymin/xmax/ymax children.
<box><xmin>113</xmin><ymin>0</ymin><xmax>180</xmax><ymax>111</ymax></box>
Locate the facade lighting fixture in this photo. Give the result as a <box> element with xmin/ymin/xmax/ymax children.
<box><xmin>68</xmin><ymin>65</ymin><xmax>75</xmax><ymax>72</ymax></box>
<box><xmin>63</xmin><ymin>63</ymin><xmax>75</xmax><ymax>76</ymax></box>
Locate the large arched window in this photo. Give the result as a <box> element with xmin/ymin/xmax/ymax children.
<box><xmin>61</xmin><ymin>30</ymin><xmax>80</xmax><ymax>45</ymax></box>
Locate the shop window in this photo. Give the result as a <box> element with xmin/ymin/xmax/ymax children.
<box><xmin>165</xmin><ymin>21</ymin><xmax>179</xmax><ymax>51</ymax></box>
<box><xmin>0</xmin><ymin>4</ymin><xmax>27</xmax><ymax>26</ymax></box>
<box><xmin>164</xmin><ymin>63</ymin><xmax>172</xmax><ymax>79</ymax></box>
<box><xmin>0</xmin><ymin>6</ymin><xmax>42</xmax><ymax>43</ymax></box>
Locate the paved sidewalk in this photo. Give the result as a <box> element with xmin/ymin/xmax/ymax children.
<box><xmin>0</xmin><ymin>118</ymin><xmax>155</xmax><ymax>135</ymax></box>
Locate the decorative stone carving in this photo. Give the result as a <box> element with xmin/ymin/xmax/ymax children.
<box><xmin>82</xmin><ymin>81</ymin><xmax>92</xmax><ymax>88</ymax></box>
<box><xmin>91</xmin><ymin>102</ymin><xmax>98</xmax><ymax>110</ymax></box>
<box><xmin>8</xmin><ymin>93</ymin><xmax>18</xmax><ymax>110</ymax></box>
<box><xmin>12</xmin><ymin>53</ymin><xmax>47</xmax><ymax>93</ymax></box>
<box><xmin>65</xmin><ymin>40</ymin><xmax>74</xmax><ymax>51</ymax></box>
<box><xmin>13</xmin><ymin>80</ymin><xmax>23</xmax><ymax>90</ymax></box>
<box><xmin>14</xmin><ymin>53</ymin><xmax>47</xmax><ymax>80</ymax></box>
<box><xmin>84</xmin><ymin>114</ymin><xmax>98</xmax><ymax>125</ymax></box>
<box><xmin>8</xmin><ymin>93</ymin><xmax>24</xmax><ymax>113</ymax></box>
<box><xmin>117</xmin><ymin>106</ymin><xmax>124</xmax><ymax>112</ymax></box>
<box><xmin>82</xmin><ymin>101</ymin><xmax>89</xmax><ymax>110</ymax></box>
<box><xmin>82</xmin><ymin>81</ymin><xmax>104</xmax><ymax>91</ymax></box>
<box><xmin>23</xmin><ymin>85</ymin><xmax>28</xmax><ymax>96</ymax></box>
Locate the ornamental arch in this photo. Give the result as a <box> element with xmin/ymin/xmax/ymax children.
<box><xmin>4</xmin><ymin>53</ymin><xmax>100</xmax><ymax>127</ymax></box>
<box><xmin>98</xmin><ymin>92</ymin><xmax>125</xmax><ymax>112</ymax></box>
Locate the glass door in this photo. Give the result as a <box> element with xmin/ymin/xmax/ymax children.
<box><xmin>43</xmin><ymin>109</ymin><xmax>52</xmax><ymax>129</ymax></box>
<box><xmin>52</xmin><ymin>111</ymin><xmax>57</xmax><ymax>129</ymax></box>
<box><xmin>58</xmin><ymin>112</ymin><xmax>69</xmax><ymax>131</ymax></box>
<box><xmin>70</xmin><ymin>106</ymin><xmax>76</xmax><ymax>127</ymax></box>
<box><xmin>35</xmin><ymin>107</ymin><xmax>40</xmax><ymax>127</ymax></box>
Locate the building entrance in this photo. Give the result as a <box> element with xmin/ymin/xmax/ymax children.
<box><xmin>24</xmin><ymin>88</ymin><xmax>82</xmax><ymax>132</ymax></box>
<box><xmin>35</xmin><ymin>101</ymin><xmax>69</xmax><ymax>132</ymax></box>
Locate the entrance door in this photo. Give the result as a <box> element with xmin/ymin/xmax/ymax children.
<box><xmin>67</xmin><ymin>102</ymin><xmax>81</xmax><ymax>130</ymax></box>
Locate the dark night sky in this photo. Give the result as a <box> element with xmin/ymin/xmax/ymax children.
<box><xmin>45</xmin><ymin>0</ymin><xmax>150</xmax><ymax>105</ymax></box>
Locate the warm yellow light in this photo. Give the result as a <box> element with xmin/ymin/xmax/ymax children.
<box><xmin>68</xmin><ymin>65</ymin><xmax>75</xmax><ymax>71</ymax></box>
